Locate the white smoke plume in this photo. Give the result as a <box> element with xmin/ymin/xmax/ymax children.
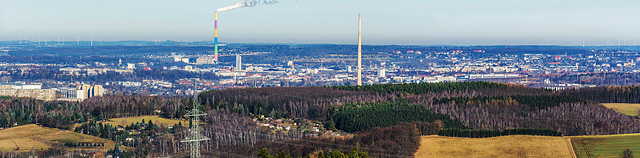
<box><xmin>216</xmin><ymin>0</ymin><xmax>279</xmax><ymax>12</ymax></box>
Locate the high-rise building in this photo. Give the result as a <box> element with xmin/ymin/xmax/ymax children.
<box><xmin>76</xmin><ymin>84</ymin><xmax>103</xmax><ymax>99</ymax></box>
<box><xmin>378</xmin><ymin>69</ymin><xmax>386</xmax><ymax>78</ymax></box>
<box><xmin>235</xmin><ymin>54</ymin><xmax>242</xmax><ymax>71</ymax></box>
<box><xmin>60</xmin><ymin>87</ymin><xmax>84</xmax><ymax>100</ymax></box>
<box><xmin>77</xmin><ymin>84</ymin><xmax>92</xmax><ymax>99</ymax></box>
<box><xmin>92</xmin><ymin>85</ymin><xmax>104</xmax><ymax>97</ymax></box>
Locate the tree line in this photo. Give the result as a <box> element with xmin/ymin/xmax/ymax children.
<box><xmin>562</xmin><ymin>85</ymin><xmax>640</xmax><ymax>103</ymax></box>
<box><xmin>439</xmin><ymin>128</ymin><xmax>562</xmax><ymax>138</ymax></box>
<box><xmin>433</xmin><ymin>95</ymin><xmax>585</xmax><ymax>109</ymax></box>
<box><xmin>333</xmin><ymin>81</ymin><xmax>509</xmax><ymax>94</ymax></box>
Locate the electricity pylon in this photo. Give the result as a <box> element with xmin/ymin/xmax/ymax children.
<box><xmin>181</xmin><ymin>80</ymin><xmax>209</xmax><ymax>158</ymax></box>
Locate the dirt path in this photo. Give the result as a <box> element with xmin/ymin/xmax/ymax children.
<box><xmin>565</xmin><ymin>138</ymin><xmax>577</xmax><ymax>158</ymax></box>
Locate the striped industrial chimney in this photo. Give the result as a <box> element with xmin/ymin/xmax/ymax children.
<box><xmin>357</xmin><ymin>14</ymin><xmax>362</xmax><ymax>86</ymax></box>
<box><xmin>214</xmin><ymin>12</ymin><xmax>219</xmax><ymax>62</ymax></box>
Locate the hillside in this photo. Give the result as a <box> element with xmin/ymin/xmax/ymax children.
<box><xmin>602</xmin><ymin>103</ymin><xmax>640</xmax><ymax>117</ymax></box>
<box><xmin>572</xmin><ymin>134</ymin><xmax>640</xmax><ymax>158</ymax></box>
<box><xmin>201</xmin><ymin>82</ymin><xmax>640</xmax><ymax>136</ymax></box>
<box><xmin>0</xmin><ymin>124</ymin><xmax>118</xmax><ymax>152</ymax></box>
<box><xmin>416</xmin><ymin>135</ymin><xmax>575</xmax><ymax>158</ymax></box>
<box><xmin>105</xmin><ymin>115</ymin><xmax>187</xmax><ymax>127</ymax></box>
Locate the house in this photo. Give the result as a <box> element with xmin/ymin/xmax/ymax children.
<box><xmin>128</xmin><ymin>130</ymin><xmax>139</xmax><ymax>135</ymax></box>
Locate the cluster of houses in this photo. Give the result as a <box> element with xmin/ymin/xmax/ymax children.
<box><xmin>253</xmin><ymin>115</ymin><xmax>342</xmax><ymax>137</ymax></box>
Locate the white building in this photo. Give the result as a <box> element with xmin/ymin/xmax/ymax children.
<box><xmin>236</xmin><ymin>54</ymin><xmax>242</xmax><ymax>71</ymax></box>
<box><xmin>127</xmin><ymin>63</ymin><xmax>136</xmax><ymax>70</ymax></box>
<box><xmin>378</xmin><ymin>69</ymin><xmax>386</xmax><ymax>78</ymax></box>
<box><xmin>0</xmin><ymin>83</ymin><xmax>55</xmax><ymax>101</ymax></box>
<box><xmin>59</xmin><ymin>87</ymin><xmax>85</xmax><ymax>100</ymax></box>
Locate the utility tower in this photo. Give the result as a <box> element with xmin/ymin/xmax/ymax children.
<box><xmin>181</xmin><ymin>79</ymin><xmax>210</xmax><ymax>158</ymax></box>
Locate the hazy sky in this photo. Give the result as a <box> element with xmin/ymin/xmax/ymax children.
<box><xmin>1</xmin><ymin>0</ymin><xmax>639</xmax><ymax>45</ymax></box>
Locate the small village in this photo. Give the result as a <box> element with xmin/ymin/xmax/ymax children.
<box><xmin>253</xmin><ymin>114</ymin><xmax>345</xmax><ymax>137</ymax></box>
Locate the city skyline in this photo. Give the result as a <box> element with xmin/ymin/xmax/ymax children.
<box><xmin>1</xmin><ymin>0</ymin><xmax>639</xmax><ymax>45</ymax></box>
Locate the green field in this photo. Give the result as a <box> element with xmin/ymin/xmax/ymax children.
<box><xmin>0</xmin><ymin>124</ymin><xmax>119</xmax><ymax>152</ymax></box>
<box><xmin>106</xmin><ymin>115</ymin><xmax>187</xmax><ymax>127</ymax></box>
<box><xmin>571</xmin><ymin>134</ymin><xmax>640</xmax><ymax>158</ymax></box>
<box><xmin>602</xmin><ymin>103</ymin><xmax>640</xmax><ymax>117</ymax></box>
<box><xmin>416</xmin><ymin>135</ymin><xmax>575</xmax><ymax>158</ymax></box>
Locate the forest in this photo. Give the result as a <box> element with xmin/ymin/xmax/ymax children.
<box><xmin>562</xmin><ymin>85</ymin><xmax>640</xmax><ymax>103</ymax></box>
<box><xmin>330</xmin><ymin>100</ymin><xmax>467</xmax><ymax>132</ymax></box>
<box><xmin>1</xmin><ymin>81</ymin><xmax>639</xmax><ymax>157</ymax></box>
<box><xmin>550</xmin><ymin>72</ymin><xmax>640</xmax><ymax>87</ymax></box>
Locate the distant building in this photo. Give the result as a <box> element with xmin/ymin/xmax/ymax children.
<box><xmin>119</xmin><ymin>81</ymin><xmax>142</xmax><ymax>87</ymax></box>
<box><xmin>78</xmin><ymin>84</ymin><xmax>92</xmax><ymax>99</ymax></box>
<box><xmin>467</xmin><ymin>74</ymin><xmax>520</xmax><ymax>79</ymax></box>
<box><xmin>378</xmin><ymin>69</ymin><xmax>385</xmax><ymax>78</ymax></box>
<box><xmin>106</xmin><ymin>140</ymin><xmax>122</xmax><ymax>158</ymax></box>
<box><xmin>0</xmin><ymin>82</ymin><xmax>42</xmax><ymax>90</ymax></box>
<box><xmin>127</xmin><ymin>63</ymin><xmax>136</xmax><ymax>70</ymax></box>
<box><xmin>59</xmin><ymin>87</ymin><xmax>84</xmax><ymax>101</ymax></box>
<box><xmin>236</xmin><ymin>54</ymin><xmax>242</xmax><ymax>71</ymax></box>
<box><xmin>196</xmin><ymin>56</ymin><xmax>214</xmax><ymax>65</ymax></box>
<box><xmin>0</xmin><ymin>82</ymin><xmax>55</xmax><ymax>101</ymax></box>
<box><xmin>216</xmin><ymin>71</ymin><xmax>246</xmax><ymax>77</ymax></box>
<box><xmin>92</xmin><ymin>85</ymin><xmax>104</xmax><ymax>97</ymax></box>
<box><xmin>76</xmin><ymin>84</ymin><xmax>104</xmax><ymax>99</ymax></box>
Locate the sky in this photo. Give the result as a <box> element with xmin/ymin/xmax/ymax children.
<box><xmin>1</xmin><ymin>0</ymin><xmax>639</xmax><ymax>45</ymax></box>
